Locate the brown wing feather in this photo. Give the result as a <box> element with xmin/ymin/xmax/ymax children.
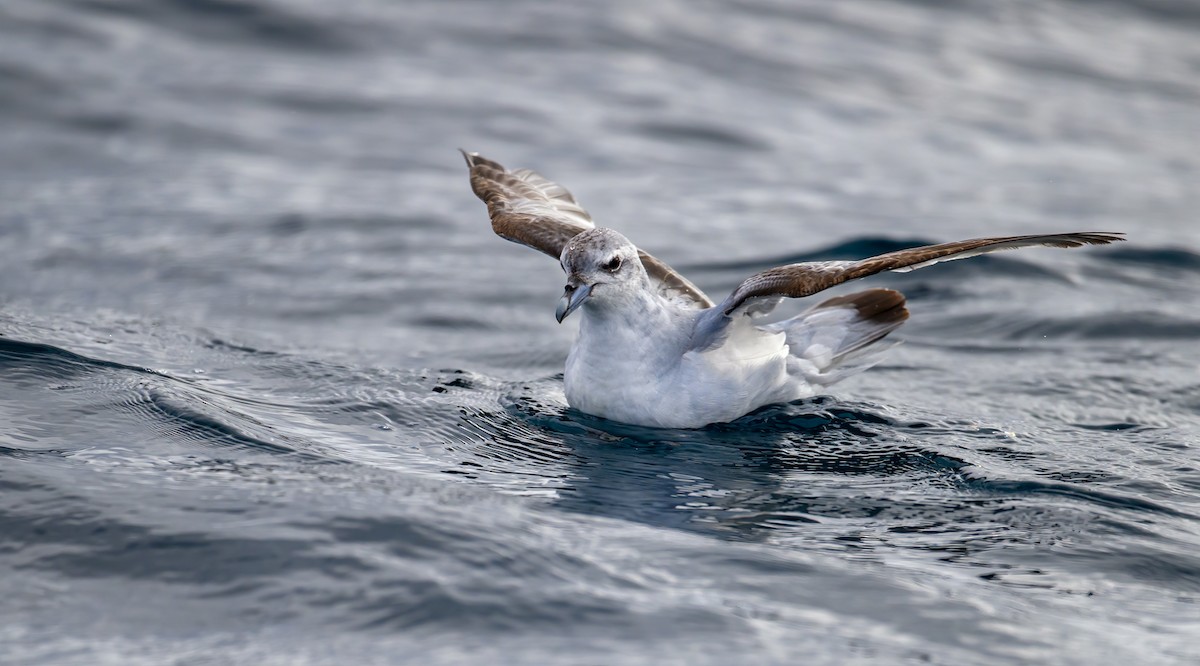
<box><xmin>462</xmin><ymin>151</ymin><xmax>714</xmax><ymax>308</ymax></box>
<box><xmin>721</xmin><ymin>232</ymin><xmax>1125</xmax><ymax>315</ymax></box>
<box><xmin>637</xmin><ymin>250</ymin><xmax>714</xmax><ymax>308</ymax></box>
<box><xmin>462</xmin><ymin>150</ymin><xmax>592</xmax><ymax>259</ymax></box>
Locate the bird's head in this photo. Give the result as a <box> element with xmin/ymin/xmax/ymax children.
<box><xmin>555</xmin><ymin>228</ymin><xmax>646</xmax><ymax>322</ymax></box>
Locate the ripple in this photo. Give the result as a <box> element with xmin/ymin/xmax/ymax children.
<box><xmin>2</xmin><ymin>500</ymin><xmax>372</xmax><ymax>587</ymax></box>
<box><xmin>0</xmin><ymin>336</ymin><xmax>329</xmax><ymax>463</ymax></box>
<box><xmin>1002</xmin><ymin>311</ymin><xmax>1200</xmax><ymax>341</ymax></box>
<box><xmin>967</xmin><ymin>477</ymin><xmax>1189</xmax><ymax>518</ymax></box>
<box><xmin>1102</xmin><ymin>245</ymin><xmax>1200</xmax><ymax>272</ymax></box>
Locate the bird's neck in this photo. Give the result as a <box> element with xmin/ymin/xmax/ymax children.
<box><xmin>575</xmin><ymin>287</ymin><xmax>689</xmax><ymax>359</ymax></box>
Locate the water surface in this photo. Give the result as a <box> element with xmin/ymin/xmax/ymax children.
<box><xmin>2</xmin><ymin>1</ymin><xmax>1199</xmax><ymax>663</ymax></box>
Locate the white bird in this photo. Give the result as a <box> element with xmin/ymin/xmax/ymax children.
<box><xmin>462</xmin><ymin>151</ymin><xmax>1124</xmax><ymax>429</ymax></box>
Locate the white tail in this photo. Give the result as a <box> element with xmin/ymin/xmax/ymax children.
<box><xmin>770</xmin><ymin>289</ymin><xmax>909</xmax><ymax>386</ymax></box>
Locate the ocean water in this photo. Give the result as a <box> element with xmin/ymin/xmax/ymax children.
<box><xmin>2</xmin><ymin>0</ymin><xmax>1199</xmax><ymax>663</ymax></box>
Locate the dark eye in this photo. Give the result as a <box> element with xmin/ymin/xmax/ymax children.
<box><xmin>604</xmin><ymin>256</ymin><xmax>622</xmax><ymax>271</ymax></box>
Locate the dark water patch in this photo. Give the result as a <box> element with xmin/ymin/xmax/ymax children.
<box><xmin>450</xmin><ymin>388</ymin><xmax>1199</xmax><ymax>557</ymax></box>
<box><xmin>260</xmin><ymin>90</ymin><xmax>392</xmax><ymax>117</ymax></box>
<box><xmin>729</xmin><ymin>0</ymin><xmax>912</xmax><ymax>42</ymax></box>
<box><xmin>67</xmin><ymin>0</ymin><xmax>362</xmax><ymax>54</ymax></box>
<box><xmin>969</xmin><ymin>478</ymin><xmax>1189</xmax><ymax>518</ymax></box>
<box><xmin>757</xmin><ymin>439</ymin><xmax>968</xmax><ymax>479</ymax></box>
<box><xmin>3</xmin><ymin>503</ymin><xmax>369</xmax><ymax>586</ymax></box>
<box><xmin>532</xmin><ymin>396</ymin><xmax>902</xmax><ymax>445</ymax></box>
<box><xmin>1069</xmin><ymin>0</ymin><xmax>1200</xmax><ymax>24</ymax></box>
<box><xmin>1071</xmin><ymin>421</ymin><xmax>1151</xmax><ymax>432</ymax></box>
<box><xmin>1041</xmin><ymin>468</ymin><xmax>1129</xmax><ymax>486</ymax></box>
<box><xmin>1002</xmin><ymin>311</ymin><xmax>1200</xmax><ymax>341</ymax></box>
<box><xmin>630</xmin><ymin>120</ymin><xmax>770</xmax><ymax>151</ymax></box>
<box><xmin>0</xmin><ymin>445</ymin><xmax>67</xmax><ymax>460</ymax></box>
<box><xmin>268</xmin><ymin>211</ymin><xmax>443</xmax><ymax>236</ymax></box>
<box><xmin>891</xmin><ymin>0</ymin><xmax>981</xmax><ymax>9</ymax></box>
<box><xmin>0</xmin><ymin>337</ymin><xmax>155</xmax><ymax>378</ymax></box>
<box><xmin>975</xmin><ymin>445</ymin><xmax>1040</xmax><ymax>462</ymax></box>
<box><xmin>412</xmin><ymin>314</ymin><xmax>500</xmax><ymax>330</ymax></box>
<box><xmin>202</xmin><ymin>337</ymin><xmax>282</xmax><ymax>358</ymax></box>
<box><xmin>1065</xmin><ymin>545</ymin><xmax>1200</xmax><ymax>592</ymax></box>
<box><xmin>911</xmin><ymin>338</ymin><xmax>1079</xmax><ymax>355</ymax></box>
<box><xmin>61</xmin><ymin>111</ymin><xmax>136</xmax><ymax>134</ymax></box>
<box><xmin>1102</xmin><ymin>245</ymin><xmax>1200</xmax><ymax>272</ymax></box>
<box><xmin>1169</xmin><ymin>383</ymin><xmax>1200</xmax><ymax>414</ymax></box>
<box><xmin>483</xmin><ymin>395</ymin><xmax>986</xmax><ymax>538</ymax></box>
<box><xmin>439</xmin><ymin>375</ymin><xmax>475</xmax><ymax>391</ymax></box>
<box><xmin>910</xmin><ymin>308</ymin><xmax>1200</xmax><ymax>343</ymax></box>
<box><xmin>0</xmin><ymin>62</ymin><xmax>66</xmax><ymax>116</ymax></box>
<box><xmin>723</xmin><ymin>397</ymin><xmax>901</xmax><ymax>431</ymax></box>
<box><xmin>312</xmin><ymin>515</ymin><xmax>643</xmax><ymax>633</ymax></box>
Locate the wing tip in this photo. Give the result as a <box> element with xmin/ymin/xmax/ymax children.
<box><xmin>1063</xmin><ymin>231</ymin><xmax>1126</xmax><ymax>247</ymax></box>
<box><xmin>1089</xmin><ymin>231</ymin><xmax>1126</xmax><ymax>244</ymax></box>
<box><xmin>459</xmin><ymin>149</ymin><xmax>507</xmax><ymax>173</ymax></box>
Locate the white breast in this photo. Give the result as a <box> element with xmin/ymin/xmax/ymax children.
<box><xmin>564</xmin><ymin>310</ymin><xmax>797</xmax><ymax>428</ymax></box>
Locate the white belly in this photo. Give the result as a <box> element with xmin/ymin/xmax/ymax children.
<box><xmin>563</xmin><ymin>315</ymin><xmax>800</xmax><ymax>428</ymax></box>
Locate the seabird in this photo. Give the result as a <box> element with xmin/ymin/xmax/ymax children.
<box><xmin>461</xmin><ymin>151</ymin><xmax>1124</xmax><ymax>428</ymax></box>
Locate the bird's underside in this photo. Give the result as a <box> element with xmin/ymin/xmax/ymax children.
<box><xmin>461</xmin><ymin>150</ymin><xmax>1125</xmax><ymax>428</ymax></box>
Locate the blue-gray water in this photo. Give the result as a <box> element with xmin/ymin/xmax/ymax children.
<box><xmin>2</xmin><ymin>1</ymin><xmax>1199</xmax><ymax>663</ymax></box>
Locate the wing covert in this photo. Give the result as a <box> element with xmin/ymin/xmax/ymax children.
<box><xmin>462</xmin><ymin>151</ymin><xmax>714</xmax><ymax>308</ymax></box>
<box><xmin>462</xmin><ymin>150</ymin><xmax>593</xmax><ymax>259</ymax></box>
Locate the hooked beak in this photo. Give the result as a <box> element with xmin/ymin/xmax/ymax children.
<box><xmin>555</xmin><ymin>282</ymin><xmax>593</xmax><ymax>323</ymax></box>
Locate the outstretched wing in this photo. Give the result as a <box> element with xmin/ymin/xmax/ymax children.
<box><xmin>718</xmin><ymin>232</ymin><xmax>1125</xmax><ymax>315</ymax></box>
<box><xmin>462</xmin><ymin>151</ymin><xmax>713</xmax><ymax>308</ymax></box>
<box><xmin>689</xmin><ymin>231</ymin><xmax>1125</xmax><ymax>351</ymax></box>
<box><xmin>462</xmin><ymin>150</ymin><xmax>594</xmax><ymax>258</ymax></box>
